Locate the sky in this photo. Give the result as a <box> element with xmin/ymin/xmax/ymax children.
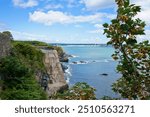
<box><xmin>0</xmin><ymin>0</ymin><xmax>150</xmax><ymax>44</ymax></box>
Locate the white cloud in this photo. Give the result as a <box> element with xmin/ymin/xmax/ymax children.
<box><xmin>44</xmin><ymin>4</ymin><xmax>63</xmax><ymax>10</ymax></box>
<box><xmin>10</xmin><ymin>30</ymin><xmax>51</xmax><ymax>42</ymax></box>
<box><xmin>81</xmin><ymin>0</ymin><xmax>150</xmax><ymax>11</ymax></box>
<box><xmin>12</xmin><ymin>0</ymin><xmax>38</xmax><ymax>8</ymax></box>
<box><xmin>137</xmin><ymin>29</ymin><xmax>150</xmax><ymax>42</ymax></box>
<box><xmin>81</xmin><ymin>0</ymin><xmax>115</xmax><ymax>10</ymax></box>
<box><xmin>136</xmin><ymin>9</ymin><xmax>150</xmax><ymax>25</ymax></box>
<box><xmin>81</xmin><ymin>0</ymin><xmax>150</xmax><ymax>26</ymax></box>
<box><xmin>29</xmin><ymin>10</ymin><xmax>114</xmax><ymax>25</ymax></box>
<box><xmin>131</xmin><ymin>0</ymin><xmax>150</xmax><ymax>25</ymax></box>
<box><xmin>89</xmin><ymin>23</ymin><xmax>103</xmax><ymax>34</ymax></box>
<box><xmin>132</xmin><ymin>0</ymin><xmax>150</xmax><ymax>10</ymax></box>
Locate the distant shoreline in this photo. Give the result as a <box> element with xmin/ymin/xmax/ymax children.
<box><xmin>50</xmin><ymin>43</ymin><xmax>111</xmax><ymax>46</ymax></box>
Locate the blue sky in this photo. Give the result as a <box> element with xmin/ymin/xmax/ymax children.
<box><xmin>0</xmin><ymin>0</ymin><xmax>150</xmax><ymax>43</ymax></box>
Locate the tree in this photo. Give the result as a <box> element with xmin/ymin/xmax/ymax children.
<box><xmin>103</xmin><ymin>0</ymin><xmax>150</xmax><ymax>99</ymax></box>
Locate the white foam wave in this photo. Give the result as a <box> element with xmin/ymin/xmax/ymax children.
<box><xmin>70</xmin><ymin>59</ymin><xmax>112</xmax><ymax>65</ymax></box>
<box><xmin>64</xmin><ymin>65</ymin><xmax>72</xmax><ymax>83</ymax></box>
<box><xmin>71</xmin><ymin>55</ymin><xmax>79</xmax><ymax>58</ymax></box>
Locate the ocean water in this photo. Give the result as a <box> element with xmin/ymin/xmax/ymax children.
<box><xmin>61</xmin><ymin>45</ymin><xmax>121</xmax><ymax>99</ymax></box>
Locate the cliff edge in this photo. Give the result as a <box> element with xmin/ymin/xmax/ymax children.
<box><xmin>42</xmin><ymin>49</ymin><xmax>68</xmax><ymax>97</ymax></box>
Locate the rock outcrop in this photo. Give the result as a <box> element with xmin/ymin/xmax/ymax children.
<box><xmin>0</xmin><ymin>34</ymin><xmax>11</xmax><ymax>58</ymax></box>
<box><xmin>59</xmin><ymin>53</ymin><xmax>69</xmax><ymax>62</ymax></box>
<box><xmin>0</xmin><ymin>33</ymin><xmax>11</xmax><ymax>94</ymax></box>
<box><xmin>42</xmin><ymin>50</ymin><xmax>68</xmax><ymax>97</ymax></box>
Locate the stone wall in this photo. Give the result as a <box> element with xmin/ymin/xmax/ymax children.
<box><xmin>42</xmin><ymin>50</ymin><xmax>68</xmax><ymax>97</ymax></box>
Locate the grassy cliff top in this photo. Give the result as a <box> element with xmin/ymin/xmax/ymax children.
<box><xmin>13</xmin><ymin>40</ymin><xmax>64</xmax><ymax>56</ymax></box>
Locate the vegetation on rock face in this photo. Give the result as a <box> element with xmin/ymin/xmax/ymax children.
<box><xmin>103</xmin><ymin>0</ymin><xmax>150</xmax><ymax>99</ymax></box>
<box><xmin>0</xmin><ymin>56</ymin><xmax>47</xmax><ymax>99</ymax></box>
<box><xmin>12</xmin><ymin>41</ymin><xmax>45</xmax><ymax>71</ymax></box>
<box><xmin>51</xmin><ymin>82</ymin><xmax>96</xmax><ymax>100</ymax></box>
<box><xmin>18</xmin><ymin>41</ymin><xmax>50</xmax><ymax>46</ymax></box>
<box><xmin>14</xmin><ymin>40</ymin><xmax>64</xmax><ymax>57</ymax></box>
<box><xmin>0</xmin><ymin>34</ymin><xmax>47</xmax><ymax>99</ymax></box>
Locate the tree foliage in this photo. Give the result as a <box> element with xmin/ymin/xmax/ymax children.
<box><xmin>12</xmin><ymin>42</ymin><xmax>45</xmax><ymax>71</ymax></box>
<box><xmin>103</xmin><ymin>0</ymin><xmax>150</xmax><ymax>99</ymax></box>
<box><xmin>51</xmin><ymin>82</ymin><xmax>96</xmax><ymax>100</ymax></box>
<box><xmin>0</xmin><ymin>56</ymin><xmax>47</xmax><ymax>99</ymax></box>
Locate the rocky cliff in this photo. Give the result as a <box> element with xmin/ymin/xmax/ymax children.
<box><xmin>42</xmin><ymin>49</ymin><xmax>68</xmax><ymax>97</ymax></box>
<box><xmin>0</xmin><ymin>37</ymin><xmax>68</xmax><ymax>98</ymax></box>
<box><xmin>0</xmin><ymin>33</ymin><xmax>11</xmax><ymax>96</ymax></box>
<box><xmin>0</xmin><ymin>35</ymin><xmax>11</xmax><ymax>58</ymax></box>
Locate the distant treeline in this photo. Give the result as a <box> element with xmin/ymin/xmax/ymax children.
<box><xmin>51</xmin><ymin>43</ymin><xmax>111</xmax><ymax>46</ymax></box>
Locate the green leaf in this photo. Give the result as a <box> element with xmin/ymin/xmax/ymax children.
<box><xmin>103</xmin><ymin>23</ymin><xmax>109</xmax><ymax>28</ymax></box>
<box><xmin>124</xmin><ymin>0</ymin><xmax>129</xmax><ymax>7</ymax></box>
<box><xmin>111</xmin><ymin>19</ymin><xmax>118</xmax><ymax>24</ymax></box>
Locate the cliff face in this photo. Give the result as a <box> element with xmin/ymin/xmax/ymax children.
<box><xmin>0</xmin><ymin>36</ymin><xmax>11</xmax><ymax>58</ymax></box>
<box><xmin>42</xmin><ymin>50</ymin><xmax>68</xmax><ymax>97</ymax></box>
<box><xmin>0</xmin><ymin>35</ymin><xmax>11</xmax><ymax>95</ymax></box>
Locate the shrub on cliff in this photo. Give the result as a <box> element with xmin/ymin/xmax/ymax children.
<box><xmin>21</xmin><ymin>41</ymin><xmax>48</xmax><ymax>46</ymax></box>
<box><xmin>103</xmin><ymin>0</ymin><xmax>150</xmax><ymax>99</ymax></box>
<box><xmin>13</xmin><ymin>41</ymin><xmax>64</xmax><ymax>58</ymax></box>
<box><xmin>12</xmin><ymin>42</ymin><xmax>45</xmax><ymax>71</ymax></box>
<box><xmin>53</xmin><ymin>46</ymin><xmax>64</xmax><ymax>57</ymax></box>
<box><xmin>0</xmin><ymin>56</ymin><xmax>47</xmax><ymax>99</ymax></box>
<box><xmin>51</xmin><ymin>82</ymin><xmax>96</xmax><ymax>100</ymax></box>
<box><xmin>0</xmin><ymin>57</ymin><xmax>29</xmax><ymax>80</ymax></box>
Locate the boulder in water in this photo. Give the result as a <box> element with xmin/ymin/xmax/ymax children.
<box><xmin>100</xmin><ymin>73</ymin><xmax>108</xmax><ymax>76</ymax></box>
<box><xmin>72</xmin><ymin>61</ymin><xmax>78</xmax><ymax>64</ymax></box>
<box><xmin>80</xmin><ymin>60</ymin><xmax>87</xmax><ymax>64</ymax></box>
<box><xmin>60</xmin><ymin>53</ymin><xmax>69</xmax><ymax>62</ymax></box>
